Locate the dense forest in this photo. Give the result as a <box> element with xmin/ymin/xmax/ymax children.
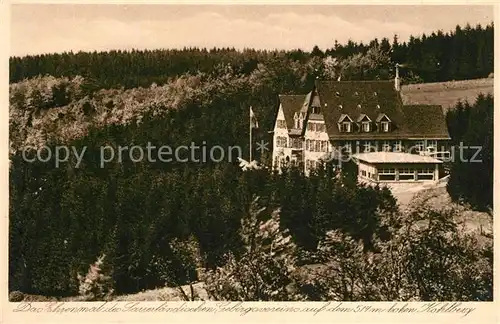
<box><xmin>8</xmin><ymin>22</ymin><xmax>494</xmax><ymax>301</ymax></box>
<box><xmin>446</xmin><ymin>94</ymin><xmax>494</xmax><ymax>211</ymax></box>
<box><xmin>10</xmin><ymin>23</ymin><xmax>494</xmax><ymax>89</ymax></box>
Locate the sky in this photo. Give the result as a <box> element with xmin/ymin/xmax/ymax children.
<box><xmin>10</xmin><ymin>4</ymin><xmax>494</xmax><ymax>57</ymax></box>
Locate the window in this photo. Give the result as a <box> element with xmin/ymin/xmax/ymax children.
<box><xmin>381</xmin><ymin>121</ymin><xmax>390</xmax><ymax>132</ymax></box>
<box><xmin>417</xmin><ymin>167</ymin><xmax>434</xmax><ymax>174</ymax></box>
<box><xmin>426</xmin><ymin>140</ymin><xmax>437</xmax><ymax>151</ymax></box>
<box><xmin>341</xmin><ymin>122</ymin><xmax>351</xmax><ymax>132</ymax></box>
<box><xmin>314</xmin><ymin>140</ymin><xmax>320</xmax><ymax>152</ymax></box>
<box><xmin>290</xmin><ymin>138</ymin><xmax>302</xmax><ymax>149</ymax></box>
<box><xmin>308</xmin><ymin>123</ymin><xmax>326</xmax><ymax>133</ymax></box>
<box><xmin>399</xmin><ymin>167</ymin><xmax>415</xmax><ymax>181</ymax></box>
<box><xmin>415</xmin><ymin>141</ymin><xmax>425</xmax><ymax>153</ymax></box>
<box><xmin>363</xmin><ymin>141</ymin><xmax>372</xmax><ymax>153</ymax></box>
<box><xmin>312</xmin><ymin>106</ymin><xmax>321</xmax><ymax>114</ymax></box>
<box><xmin>277</xmin><ymin>120</ymin><xmax>287</xmax><ymax>129</ymax></box>
<box><xmin>362</xmin><ymin>122</ymin><xmax>371</xmax><ymax>132</ymax></box>
<box><xmin>276</xmin><ymin>136</ymin><xmax>288</xmax><ymax>148</ymax></box>
<box><xmin>394</xmin><ymin>141</ymin><xmax>402</xmax><ymax>152</ymax></box>
<box><xmin>378</xmin><ymin>168</ymin><xmax>395</xmax><ymax>181</ymax></box>
<box><xmin>417</xmin><ymin>167</ymin><xmax>435</xmax><ymax>180</ymax></box>
<box><xmin>343</xmin><ymin>142</ymin><xmax>352</xmax><ymax>153</ymax></box>
<box><xmin>294</xmin><ymin>118</ymin><xmax>302</xmax><ymax>129</ymax></box>
<box><xmin>321</xmin><ymin>141</ymin><xmax>328</xmax><ymax>152</ymax></box>
<box><xmin>382</xmin><ymin>141</ymin><xmax>391</xmax><ymax>152</ymax></box>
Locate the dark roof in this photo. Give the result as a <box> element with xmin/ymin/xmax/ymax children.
<box><xmin>401</xmin><ymin>105</ymin><xmax>450</xmax><ymax>139</ymax></box>
<box><xmin>376</xmin><ymin>113</ymin><xmax>391</xmax><ymax>122</ymax></box>
<box><xmin>278</xmin><ymin>95</ymin><xmax>306</xmax><ymax>130</ymax></box>
<box><xmin>315</xmin><ymin>80</ymin><xmax>412</xmax><ymax>140</ymax></box>
<box><xmin>277</xmin><ymin>80</ymin><xmax>450</xmax><ymax>140</ymax></box>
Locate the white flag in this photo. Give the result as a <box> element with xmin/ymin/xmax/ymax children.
<box><xmin>250</xmin><ymin>106</ymin><xmax>259</xmax><ymax>129</ymax></box>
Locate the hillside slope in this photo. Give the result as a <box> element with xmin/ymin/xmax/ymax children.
<box><xmin>400</xmin><ymin>77</ymin><xmax>493</xmax><ymax>111</ymax></box>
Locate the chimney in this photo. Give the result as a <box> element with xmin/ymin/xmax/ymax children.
<box><xmin>394</xmin><ymin>63</ymin><xmax>401</xmax><ymax>91</ymax></box>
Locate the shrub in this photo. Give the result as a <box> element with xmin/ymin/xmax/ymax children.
<box><xmin>9</xmin><ymin>291</ymin><xmax>24</xmax><ymax>302</ymax></box>
<box><xmin>77</xmin><ymin>254</ymin><xmax>114</xmax><ymax>301</ymax></box>
<box><xmin>201</xmin><ymin>197</ymin><xmax>297</xmax><ymax>301</ymax></box>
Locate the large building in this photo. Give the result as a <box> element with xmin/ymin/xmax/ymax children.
<box><xmin>271</xmin><ymin>77</ymin><xmax>451</xmax><ymax>178</ymax></box>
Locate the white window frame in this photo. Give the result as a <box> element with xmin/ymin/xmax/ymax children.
<box><xmin>394</xmin><ymin>141</ymin><xmax>402</xmax><ymax>152</ymax></box>
<box><xmin>379</xmin><ymin>168</ymin><xmax>396</xmax><ymax>174</ymax></box>
<box><xmin>382</xmin><ymin>141</ymin><xmax>391</xmax><ymax>152</ymax></box>
<box><xmin>343</xmin><ymin>142</ymin><xmax>352</xmax><ymax>153</ymax></box>
<box><xmin>341</xmin><ymin>122</ymin><xmax>352</xmax><ymax>132</ymax></box>
<box><xmin>399</xmin><ymin>168</ymin><xmax>414</xmax><ymax>174</ymax></box>
<box><xmin>398</xmin><ymin>167</ymin><xmax>415</xmax><ymax>181</ymax></box>
<box><xmin>426</xmin><ymin>140</ymin><xmax>437</xmax><ymax>151</ymax></box>
<box><xmin>415</xmin><ymin>140</ymin><xmax>425</xmax><ymax>153</ymax></box>
<box><xmin>362</xmin><ymin>122</ymin><xmax>371</xmax><ymax>132</ymax></box>
<box><xmin>363</xmin><ymin>141</ymin><xmax>372</xmax><ymax>153</ymax></box>
<box><xmin>276</xmin><ymin>136</ymin><xmax>287</xmax><ymax>148</ymax></box>
<box><xmin>417</xmin><ymin>167</ymin><xmax>434</xmax><ymax>174</ymax></box>
<box><xmin>381</xmin><ymin>121</ymin><xmax>389</xmax><ymax>132</ymax></box>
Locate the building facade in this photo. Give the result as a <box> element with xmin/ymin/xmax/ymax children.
<box><xmin>354</xmin><ymin>151</ymin><xmax>441</xmax><ymax>183</ymax></box>
<box><xmin>271</xmin><ymin>78</ymin><xmax>451</xmax><ymax>175</ymax></box>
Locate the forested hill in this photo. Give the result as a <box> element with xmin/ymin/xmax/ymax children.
<box><xmin>10</xmin><ymin>23</ymin><xmax>493</xmax><ymax>89</ymax></box>
<box><xmin>9</xmin><ymin>22</ymin><xmax>494</xmax><ymax>301</ymax></box>
<box><xmin>8</xmin><ymin>23</ymin><xmax>494</xmax><ymax>155</ymax></box>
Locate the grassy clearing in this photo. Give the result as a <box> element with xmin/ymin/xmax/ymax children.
<box><xmin>401</xmin><ymin>78</ymin><xmax>493</xmax><ymax>112</ymax></box>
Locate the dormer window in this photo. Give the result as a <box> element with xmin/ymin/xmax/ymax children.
<box><xmin>357</xmin><ymin>114</ymin><xmax>372</xmax><ymax>133</ymax></box>
<box><xmin>376</xmin><ymin>113</ymin><xmax>392</xmax><ymax>132</ymax></box>
<box><xmin>341</xmin><ymin>122</ymin><xmax>352</xmax><ymax>132</ymax></box>
<box><xmin>277</xmin><ymin>119</ymin><xmax>287</xmax><ymax>129</ymax></box>
<box><xmin>338</xmin><ymin>114</ymin><xmax>353</xmax><ymax>132</ymax></box>
<box><xmin>294</xmin><ymin>113</ymin><xmax>302</xmax><ymax>129</ymax></box>
<box><xmin>381</xmin><ymin>121</ymin><xmax>390</xmax><ymax>132</ymax></box>
<box><xmin>311</xmin><ymin>106</ymin><xmax>321</xmax><ymax>114</ymax></box>
<box><xmin>362</xmin><ymin>122</ymin><xmax>371</xmax><ymax>132</ymax></box>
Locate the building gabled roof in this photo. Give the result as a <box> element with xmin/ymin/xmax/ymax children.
<box><xmin>316</xmin><ymin>80</ymin><xmax>411</xmax><ymax>140</ymax></box>
<box><xmin>276</xmin><ymin>80</ymin><xmax>450</xmax><ymax>141</ymax></box>
<box><xmin>376</xmin><ymin>113</ymin><xmax>391</xmax><ymax>122</ymax></box>
<box><xmin>401</xmin><ymin>105</ymin><xmax>451</xmax><ymax>139</ymax></box>
<box><xmin>278</xmin><ymin>94</ymin><xmax>306</xmax><ymax>131</ymax></box>
<box><xmin>338</xmin><ymin>113</ymin><xmax>353</xmax><ymax>123</ymax></box>
<box><xmin>356</xmin><ymin>113</ymin><xmax>372</xmax><ymax>122</ymax></box>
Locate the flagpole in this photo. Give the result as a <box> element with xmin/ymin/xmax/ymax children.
<box><xmin>249</xmin><ymin>106</ymin><xmax>253</xmax><ymax>162</ymax></box>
